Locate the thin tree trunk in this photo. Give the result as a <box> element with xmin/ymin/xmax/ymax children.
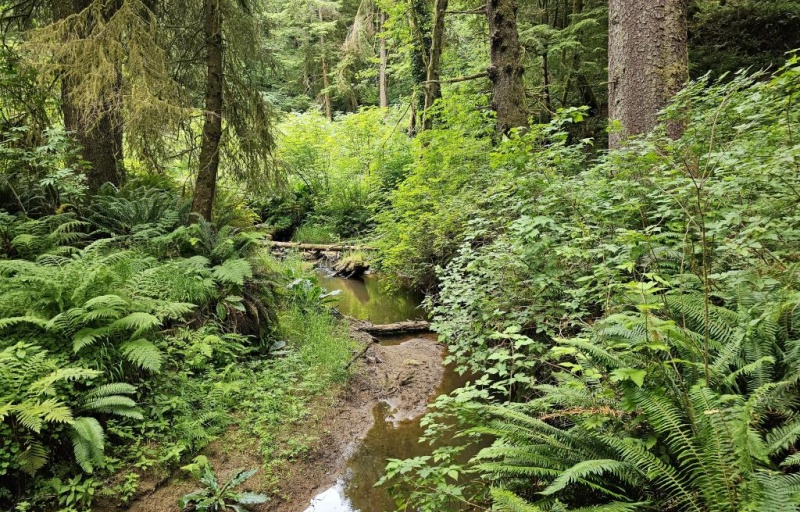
<box><xmin>55</xmin><ymin>0</ymin><xmax>125</xmax><ymax>193</ymax></box>
<box><xmin>319</xmin><ymin>8</ymin><xmax>332</xmax><ymax>119</ymax></box>
<box><xmin>379</xmin><ymin>10</ymin><xmax>388</xmax><ymax>108</ymax></box>
<box><xmin>409</xmin><ymin>0</ymin><xmax>432</xmax><ymax>132</ymax></box>
<box><xmin>422</xmin><ymin>0</ymin><xmax>447</xmax><ymax>130</ymax></box>
<box><xmin>192</xmin><ymin>0</ymin><xmax>223</xmax><ymax>221</ymax></box>
<box><xmin>608</xmin><ymin>0</ymin><xmax>688</xmax><ymax>148</ymax></box>
<box><xmin>486</xmin><ymin>0</ymin><xmax>528</xmax><ymax>134</ymax></box>
<box><xmin>408</xmin><ymin>94</ymin><xmax>417</xmax><ymax>135</ymax></box>
<box><xmin>541</xmin><ymin>51</ymin><xmax>552</xmax><ymax>121</ymax></box>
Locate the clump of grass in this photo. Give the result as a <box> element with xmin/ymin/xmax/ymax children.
<box><xmin>278</xmin><ymin>306</ymin><xmax>355</xmax><ymax>388</ymax></box>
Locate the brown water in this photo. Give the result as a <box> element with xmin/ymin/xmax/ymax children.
<box><xmin>304</xmin><ymin>274</ymin><xmax>472</xmax><ymax>512</ymax></box>
<box><xmin>305</xmin><ymin>336</ymin><xmax>474</xmax><ymax>512</ymax></box>
<box><xmin>316</xmin><ymin>271</ymin><xmax>427</xmax><ymax>325</ymax></box>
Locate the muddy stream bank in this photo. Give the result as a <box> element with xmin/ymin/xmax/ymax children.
<box><xmin>301</xmin><ymin>270</ymin><xmax>467</xmax><ymax>511</ymax></box>
<box><xmin>122</xmin><ymin>270</ymin><xmax>464</xmax><ymax>512</ymax></box>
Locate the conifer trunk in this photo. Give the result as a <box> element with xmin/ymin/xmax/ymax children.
<box><xmin>422</xmin><ymin>0</ymin><xmax>447</xmax><ymax>130</ymax></box>
<box><xmin>608</xmin><ymin>0</ymin><xmax>688</xmax><ymax>148</ymax></box>
<box><xmin>379</xmin><ymin>10</ymin><xmax>388</xmax><ymax>108</ymax></box>
<box><xmin>55</xmin><ymin>0</ymin><xmax>125</xmax><ymax>193</ymax></box>
<box><xmin>192</xmin><ymin>0</ymin><xmax>223</xmax><ymax>221</ymax></box>
<box><xmin>486</xmin><ymin>0</ymin><xmax>528</xmax><ymax>134</ymax></box>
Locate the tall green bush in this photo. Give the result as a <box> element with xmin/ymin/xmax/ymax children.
<box><xmin>383</xmin><ymin>58</ymin><xmax>800</xmax><ymax>511</ymax></box>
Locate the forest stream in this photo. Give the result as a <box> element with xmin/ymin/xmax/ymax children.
<box><xmin>303</xmin><ymin>270</ymin><xmax>470</xmax><ymax>512</ymax></box>
<box><xmin>120</xmin><ymin>269</ymin><xmax>466</xmax><ymax>512</ymax></box>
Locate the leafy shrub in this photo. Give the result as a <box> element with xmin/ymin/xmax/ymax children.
<box><xmin>0</xmin><ymin>125</ymin><xmax>87</xmax><ymax>217</ymax></box>
<box><xmin>272</xmin><ymin>107</ymin><xmax>413</xmax><ymax>241</ymax></box>
<box><xmin>375</xmin><ymin>94</ymin><xmax>498</xmax><ymax>290</ymax></box>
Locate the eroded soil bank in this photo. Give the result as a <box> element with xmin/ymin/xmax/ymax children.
<box><xmin>120</xmin><ymin>330</ymin><xmax>444</xmax><ymax>512</ymax></box>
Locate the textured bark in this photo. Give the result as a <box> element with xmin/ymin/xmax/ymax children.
<box><xmin>379</xmin><ymin>11</ymin><xmax>388</xmax><ymax>108</ymax></box>
<box><xmin>55</xmin><ymin>0</ymin><xmax>125</xmax><ymax>192</ymax></box>
<box><xmin>422</xmin><ymin>0</ymin><xmax>447</xmax><ymax>130</ymax></box>
<box><xmin>191</xmin><ymin>0</ymin><xmax>223</xmax><ymax>221</ymax></box>
<box><xmin>486</xmin><ymin>0</ymin><xmax>528</xmax><ymax>133</ymax></box>
<box><xmin>608</xmin><ymin>0</ymin><xmax>688</xmax><ymax>148</ymax></box>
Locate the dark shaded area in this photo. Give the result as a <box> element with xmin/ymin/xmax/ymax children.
<box><xmin>690</xmin><ymin>0</ymin><xmax>800</xmax><ymax>79</ymax></box>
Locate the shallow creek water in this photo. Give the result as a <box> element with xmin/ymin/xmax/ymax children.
<box><xmin>304</xmin><ymin>273</ymin><xmax>470</xmax><ymax>512</ymax></box>
<box><xmin>315</xmin><ymin>272</ymin><xmax>427</xmax><ymax>325</ymax></box>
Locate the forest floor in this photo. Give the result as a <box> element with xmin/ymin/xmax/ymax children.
<box><xmin>117</xmin><ymin>329</ymin><xmax>444</xmax><ymax>512</ymax></box>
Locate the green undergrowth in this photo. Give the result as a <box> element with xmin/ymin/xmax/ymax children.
<box><xmin>378</xmin><ymin>59</ymin><xmax>800</xmax><ymax>511</ymax></box>
<box><xmin>0</xmin><ymin>187</ymin><xmax>356</xmax><ymax>512</ymax></box>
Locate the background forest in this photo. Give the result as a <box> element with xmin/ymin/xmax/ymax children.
<box><xmin>1</xmin><ymin>0</ymin><xmax>800</xmax><ymax>511</ymax></box>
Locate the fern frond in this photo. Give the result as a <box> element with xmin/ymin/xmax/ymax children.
<box><xmin>15</xmin><ymin>398</ymin><xmax>74</xmax><ymax>433</ymax></box>
<box><xmin>73</xmin><ymin>327</ymin><xmax>110</xmax><ymax>353</ymax></box>
<box><xmin>212</xmin><ymin>258</ymin><xmax>253</xmax><ymax>286</ymax></box>
<box><xmin>766</xmin><ymin>418</ymin><xmax>800</xmax><ymax>455</ymax></box>
<box><xmin>539</xmin><ymin>459</ymin><xmax>638</xmax><ymax>498</ymax></box>
<box><xmin>110</xmin><ymin>312</ymin><xmax>161</xmax><ymax>338</ymax></box>
<box><xmin>120</xmin><ymin>339</ymin><xmax>163</xmax><ymax>372</ymax></box>
<box><xmin>29</xmin><ymin>368</ymin><xmax>100</xmax><ymax>396</ymax></box>
<box><xmin>490</xmin><ymin>488</ymin><xmax>544</xmax><ymax>512</ymax></box>
<box><xmin>82</xmin><ymin>396</ymin><xmax>143</xmax><ymax>419</ymax></box>
<box><xmin>0</xmin><ymin>316</ymin><xmax>48</xmax><ymax>331</ymax></box>
<box><xmin>85</xmin><ymin>382</ymin><xmax>137</xmax><ymax>398</ymax></box>
<box><xmin>17</xmin><ymin>441</ymin><xmax>48</xmax><ymax>475</ymax></box>
<box><xmin>70</xmin><ymin>416</ymin><xmax>105</xmax><ymax>473</ymax></box>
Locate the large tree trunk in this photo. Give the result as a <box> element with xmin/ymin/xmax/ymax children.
<box><xmin>379</xmin><ymin>10</ymin><xmax>388</xmax><ymax>108</ymax></box>
<box><xmin>486</xmin><ymin>0</ymin><xmax>528</xmax><ymax>134</ymax></box>
<box><xmin>55</xmin><ymin>0</ymin><xmax>125</xmax><ymax>193</ymax></box>
<box><xmin>608</xmin><ymin>0</ymin><xmax>688</xmax><ymax>148</ymax></box>
<box><xmin>422</xmin><ymin>0</ymin><xmax>447</xmax><ymax>130</ymax></box>
<box><xmin>192</xmin><ymin>0</ymin><xmax>223</xmax><ymax>221</ymax></box>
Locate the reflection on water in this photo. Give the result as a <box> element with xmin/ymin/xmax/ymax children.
<box><xmin>304</xmin><ymin>479</ymin><xmax>354</xmax><ymax>511</ymax></box>
<box><xmin>316</xmin><ymin>272</ymin><xmax>426</xmax><ymax>325</ymax></box>
<box><xmin>303</xmin><ymin>336</ymin><xmax>476</xmax><ymax>512</ymax></box>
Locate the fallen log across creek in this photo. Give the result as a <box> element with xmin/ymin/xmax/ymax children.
<box><xmin>359</xmin><ymin>320</ymin><xmax>431</xmax><ymax>334</ymax></box>
<box><xmin>345</xmin><ymin>319</ymin><xmax>432</xmax><ymax>369</ymax></box>
<box><xmin>265</xmin><ymin>241</ymin><xmax>376</xmax><ymax>252</ymax></box>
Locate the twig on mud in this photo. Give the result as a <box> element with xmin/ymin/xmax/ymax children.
<box><xmin>345</xmin><ymin>335</ymin><xmax>380</xmax><ymax>369</ymax></box>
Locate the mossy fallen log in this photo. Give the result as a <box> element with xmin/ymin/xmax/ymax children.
<box><xmin>266</xmin><ymin>241</ymin><xmax>376</xmax><ymax>252</ymax></box>
<box><xmin>359</xmin><ymin>320</ymin><xmax>431</xmax><ymax>334</ymax></box>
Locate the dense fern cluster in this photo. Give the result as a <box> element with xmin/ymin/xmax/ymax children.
<box><xmin>383</xmin><ymin>60</ymin><xmax>800</xmax><ymax>510</ymax></box>
<box><xmin>0</xmin><ymin>187</ymin><xmax>288</xmax><ymax>509</ymax></box>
